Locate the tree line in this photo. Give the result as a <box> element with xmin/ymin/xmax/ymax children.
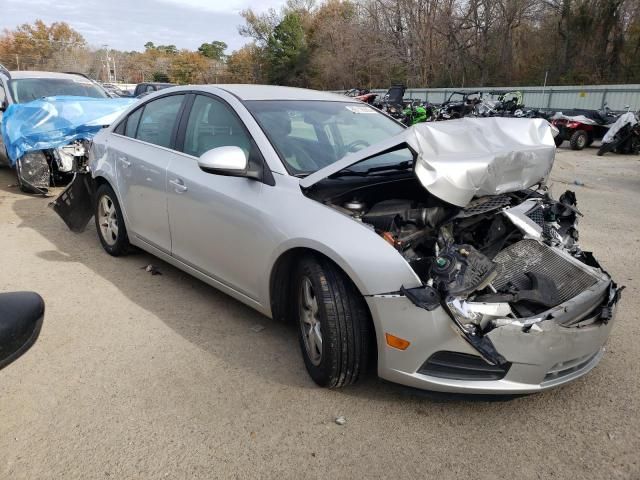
<box><xmin>235</xmin><ymin>0</ymin><xmax>640</xmax><ymax>88</ymax></box>
<box><xmin>0</xmin><ymin>0</ymin><xmax>638</xmax><ymax>89</ymax></box>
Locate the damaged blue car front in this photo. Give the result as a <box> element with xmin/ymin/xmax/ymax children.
<box><xmin>1</xmin><ymin>95</ymin><xmax>136</xmax><ymax>194</ymax></box>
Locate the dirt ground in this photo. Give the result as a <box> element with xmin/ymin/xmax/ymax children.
<box><xmin>0</xmin><ymin>147</ymin><xmax>638</xmax><ymax>479</ymax></box>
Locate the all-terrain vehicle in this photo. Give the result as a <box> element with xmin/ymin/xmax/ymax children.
<box><xmin>435</xmin><ymin>91</ymin><xmax>482</xmax><ymax>120</ymax></box>
<box><xmin>551</xmin><ymin>107</ymin><xmax>618</xmax><ymax>150</ymax></box>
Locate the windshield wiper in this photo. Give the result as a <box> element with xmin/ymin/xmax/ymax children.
<box><xmin>329</xmin><ymin>160</ymin><xmax>413</xmax><ymax>178</ymax></box>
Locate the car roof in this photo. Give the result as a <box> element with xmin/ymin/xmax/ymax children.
<box><xmin>200</xmin><ymin>84</ymin><xmax>358</xmax><ymax>102</ymax></box>
<box><xmin>8</xmin><ymin>71</ymin><xmax>92</xmax><ymax>80</ymax></box>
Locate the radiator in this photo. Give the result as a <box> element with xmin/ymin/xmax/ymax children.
<box><xmin>492</xmin><ymin>239</ymin><xmax>597</xmax><ymax>303</ymax></box>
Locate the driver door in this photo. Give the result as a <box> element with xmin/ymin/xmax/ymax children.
<box><xmin>166</xmin><ymin>94</ymin><xmax>270</xmax><ymax>301</ymax></box>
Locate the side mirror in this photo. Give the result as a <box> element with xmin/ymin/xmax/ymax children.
<box><xmin>198</xmin><ymin>146</ymin><xmax>257</xmax><ymax>179</ymax></box>
<box><xmin>0</xmin><ymin>292</ymin><xmax>44</xmax><ymax>370</ymax></box>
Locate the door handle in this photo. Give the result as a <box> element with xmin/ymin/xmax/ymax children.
<box><xmin>169</xmin><ymin>178</ymin><xmax>188</xmax><ymax>193</ymax></box>
<box><xmin>118</xmin><ymin>156</ymin><xmax>131</xmax><ymax>168</ymax></box>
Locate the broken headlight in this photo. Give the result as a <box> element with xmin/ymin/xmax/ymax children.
<box><xmin>17</xmin><ymin>152</ymin><xmax>50</xmax><ymax>190</ymax></box>
<box><xmin>53</xmin><ymin>142</ymin><xmax>88</xmax><ymax>173</ymax></box>
<box><xmin>447</xmin><ymin>298</ymin><xmax>515</xmax><ymax>330</ymax></box>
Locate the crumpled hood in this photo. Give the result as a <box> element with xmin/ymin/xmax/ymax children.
<box><xmin>300</xmin><ymin>117</ymin><xmax>556</xmax><ymax>207</ymax></box>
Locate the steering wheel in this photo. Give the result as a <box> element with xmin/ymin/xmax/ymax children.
<box><xmin>344</xmin><ymin>139</ymin><xmax>370</xmax><ymax>154</ymax></box>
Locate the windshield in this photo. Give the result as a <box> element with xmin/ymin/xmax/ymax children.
<box><xmin>8</xmin><ymin>78</ymin><xmax>108</xmax><ymax>103</ymax></box>
<box><xmin>246</xmin><ymin>100</ymin><xmax>409</xmax><ymax>176</ymax></box>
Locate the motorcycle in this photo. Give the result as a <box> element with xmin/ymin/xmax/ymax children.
<box><xmin>401</xmin><ymin>100</ymin><xmax>435</xmax><ymax>125</ymax></box>
<box><xmin>597</xmin><ymin>111</ymin><xmax>640</xmax><ymax>156</ymax></box>
<box><xmin>551</xmin><ymin>106</ymin><xmax>618</xmax><ymax>150</ymax></box>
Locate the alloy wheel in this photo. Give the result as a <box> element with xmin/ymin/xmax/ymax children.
<box><xmin>298</xmin><ymin>276</ymin><xmax>322</xmax><ymax>366</ymax></box>
<box><xmin>98</xmin><ymin>194</ymin><xmax>119</xmax><ymax>246</ymax></box>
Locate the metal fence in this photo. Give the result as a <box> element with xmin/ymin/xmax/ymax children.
<box><xmin>335</xmin><ymin>85</ymin><xmax>640</xmax><ymax>112</ymax></box>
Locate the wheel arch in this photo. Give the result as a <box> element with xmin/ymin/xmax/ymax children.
<box><xmin>92</xmin><ymin>174</ymin><xmax>133</xmax><ymax>234</ymax></box>
<box><xmin>269</xmin><ymin>246</ymin><xmax>372</xmax><ymax>324</ymax></box>
<box><xmin>269</xmin><ymin>246</ymin><xmax>378</xmax><ymax>367</ymax></box>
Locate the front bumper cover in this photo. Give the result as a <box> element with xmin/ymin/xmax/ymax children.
<box><xmin>366</xmin><ymin>256</ymin><xmax>621</xmax><ymax>394</ymax></box>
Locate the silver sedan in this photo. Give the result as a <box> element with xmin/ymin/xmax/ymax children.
<box><xmin>56</xmin><ymin>85</ymin><xmax>621</xmax><ymax>394</ymax></box>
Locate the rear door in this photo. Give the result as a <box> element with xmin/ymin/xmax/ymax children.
<box><xmin>110</xmin><ymin>93</ymin><xmax>186</xmax><ymax>253</ymax></box>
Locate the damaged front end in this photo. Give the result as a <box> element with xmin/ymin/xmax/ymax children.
<box><xmin>1</xmin><ymin>95</ymin><xmax>136</xmax><ymax>195</ymax></box>
<box><xmin>339</xmin><ymin>185</ymin><xmax>620</xmax><ymax>374</ymax></box>
<box><xmin>304</xmin><ymin>118</ymin><xmax>621</xmax><ymax>392</ymax></box>
<box><xmin>15</xmin><ymin>140</ymin><xmax>91</xmax><ymax>194</ymax></box>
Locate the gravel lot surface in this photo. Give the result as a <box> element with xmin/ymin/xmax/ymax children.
<box><xmin>0</xmin><ymin>147</ymin><xmax>638</xmax><ymax>479</ymax></box>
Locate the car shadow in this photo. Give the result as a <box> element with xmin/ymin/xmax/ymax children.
<box><xmin>4</xmin><ymin>171</ymin><xmax>551</xmax><ymax>405</ymax></box>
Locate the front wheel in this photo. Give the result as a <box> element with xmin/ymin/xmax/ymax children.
<box><xmin>569</xmin><ymin>130</ymin><xmax>588</xmax><ymax>150</ymax></box>
<box><xmin>294</xmin><ymin>256</ymin><xmax>371</xmax><ymax>388</ymax></box>
<box><xmin>94</xmin><ymin>184</ymin><xmax>130</xmax><ymax>256</ymax></box>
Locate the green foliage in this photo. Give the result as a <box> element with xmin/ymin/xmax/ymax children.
<box><xmin>143</xmin><ymin>42</ymin><xmax>177</xmax><ymax>54</ymax></box>
<box><xmin>152</xmin><ymin>72</ymin><xmax>170</xmax><ymax>82</ymax></box>
<box><xmin>198</xmin><ymin>41</ymin><xmax>228</xmax><ymax>60</ymax></box>
<box><xmin>266</xmin><ymin>13</ymin><xmax>310</xmax><ymax>86</ymax></box>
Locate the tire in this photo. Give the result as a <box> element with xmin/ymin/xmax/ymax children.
<box><xmin>597</xmin><ymin>139</ymin><xmax>618</xmax><ymax>156</ymax></box>
<box><xmin>569</xmin><ymin>130</ymin><xmax>588</xmax><ymax>150</ymax></box>
<box><xmin>554</xmin><ymin>135</ymin><xmax>564</xmax><ymax>147</ymax></box>
<box><xmin>294</xmin><ymin>255</ymin><xmax>371</xmax><ymax>388</ymax></box>
<box><xmin>94</xmin><ymin>184</ymin><xmax>130</xmax><ymax>256</ymax></box>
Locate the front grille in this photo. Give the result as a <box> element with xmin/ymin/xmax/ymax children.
<box><xmin>459</xmin><ymin>195</ymin><xmax>511</xmax><ymax>218</ymax></box>
<box><xmin>525</xmin><ymin>204</ymin><xmax>545</xmax><ymax>226</ymax></box>
<box><xmin>492</xmin><ymin>239</ymin><xmax>597</xmax><ymax>304</ymax></box>
<box><xmin>418</xmin><ymin>351</ymin><xmax>510</xmax><ymax>381</ymax></box>
<box><xmin>525</xmin><ymin>204</ymin><xmax>554</xmax><ymax>237</ymax></box>
<box><xmin>543</xmin><ymin>352</ymin><xmax>599</xmax><ymax>382</ymax></box>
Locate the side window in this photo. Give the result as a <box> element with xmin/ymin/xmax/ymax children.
<box><xmin>124</xmin><ymin>108</ymin><xmax>143</xmax><ymax>137</ymax></box>
<box><xmin>182</xmin><ymin>95</ymin><xmax>253</xmax><ymax>158</ymax></box>
<box><xmin>135</xmin><ymin>95</ymin><xmax>184</xmax><ymax>148</ymax></box>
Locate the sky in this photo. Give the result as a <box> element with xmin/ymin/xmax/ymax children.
<box><xmin>0</xmin><ymin>0</ymin><xmax>286</xmax><ymax>53</ymax></box>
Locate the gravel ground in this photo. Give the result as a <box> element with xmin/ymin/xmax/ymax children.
<box><xmin>0</xmin><ymin>147</ymin><xmax>638</xmax><ymax>479</ymax></box>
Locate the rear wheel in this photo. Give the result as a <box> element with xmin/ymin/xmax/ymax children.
<box><xmin>294</xmin><ymin>256</ymin><xmax>371</xmax><ymax>388</ymax></box>
<box><xmin>554</xmin><ymin>135</ymin><xmax>564</xmax><ymax>147</ymax></box>
<box><xmin>95</xmin><ymin>184</ymin><xmax>129</xmax><ymax>256</ymax></box>
<box><xmin>569</xmin><ymin>130</ymin><xmax>588</xmax><ymax>150</ymax></box>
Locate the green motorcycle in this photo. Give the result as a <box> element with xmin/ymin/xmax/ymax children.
<box><xmin>402</xmin><ymin>101</ymin><xmax>434</xmax><ymax>125</ymax></box>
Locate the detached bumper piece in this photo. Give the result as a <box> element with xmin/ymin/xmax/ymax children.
<box><xmin>418</xmin><ymin>351</ymin><xmax>511</xmax><ymax>381</ymax></box>
<box><xmin>51</xmin><ymin>173</ymin><xmax>96</xmax><ymax>232</ymax></box>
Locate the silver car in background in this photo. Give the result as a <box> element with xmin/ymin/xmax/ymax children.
<box><xmin>55</xmin><ymin>85</ymin><xmax>621</xmax><ymax>394</ymax></box>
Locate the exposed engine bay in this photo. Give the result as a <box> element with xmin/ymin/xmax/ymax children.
<box><xmin>16</xmin><ymin>140</ymin><xmax>91</xmax><ymax>194</ymax></box>
<box><xmin>315</xmin><ymin>175</ymin><xmax>621</xmax><ymax>364</ymax></box>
